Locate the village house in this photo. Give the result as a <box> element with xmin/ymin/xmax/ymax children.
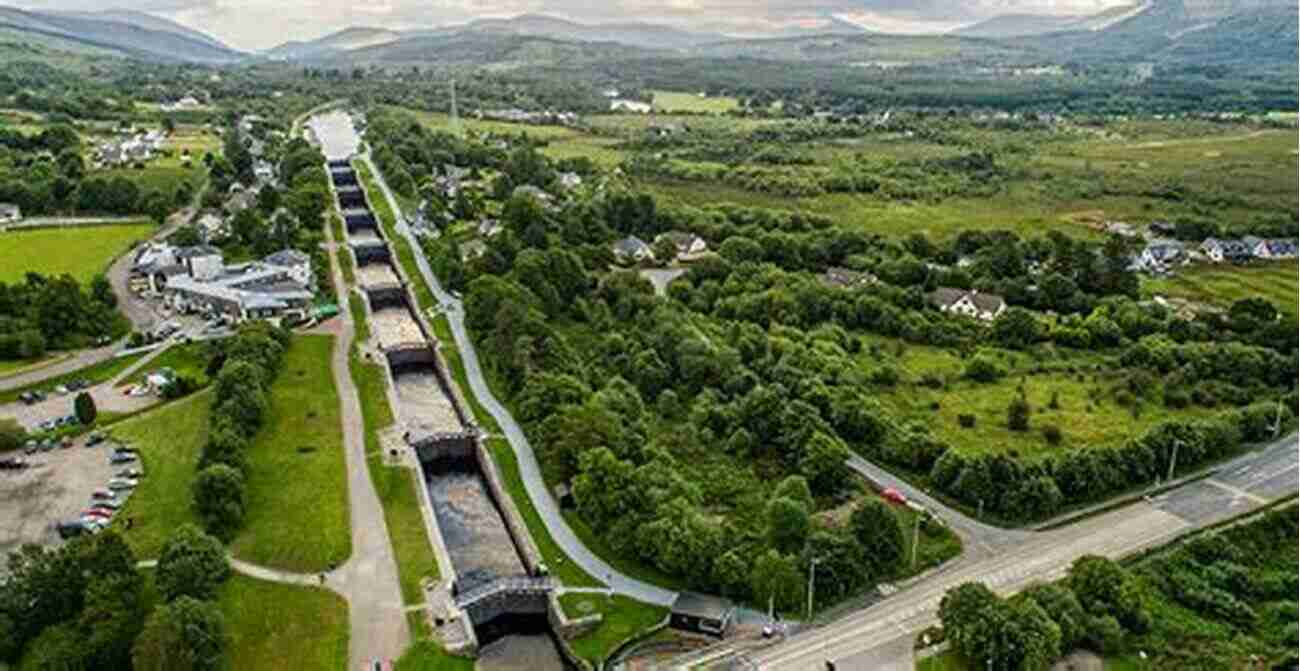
<box><xmin>195</xmin><ymin>212</ymin><xmax>229</xmax><ymax>243</ymax></box>
<box><xmin>460</xmin><ymin>239</ymin><xmax>488</xmax><ymax>263</ymax></box>
<box><xmin>655</xmin><ymin>231</ymin><xmax>709</xmax><ymax>260</ymax></box>
<box><xmin>611</xmin><ymin>236</ymin><xmax>653</xmax><ymax>263</ymax></box>
<box><xmin>1200</xmin><ymin>238</ymin><xmax>1251</xmax><ymax>263</ymax></box>
<box><xmin>558</xmin><ymin>172</ymin><xmax>583</xmax><ymax>190</ymax></box>
<box><xmin>0</xmin><ymin>203</ymin><xmax>20</xmax><ymax>224</ymax></box>
<box><xmin>1133</xmin><ymin>239</ymin><xmax>1187</xmax><ymax>274</ymax></box>
<box><xmin>477</xmin><ymin>219</ymin><xmax>503</xmax><ymax>238</ymax></box>
<box><xmin>820</xmin><ymin>267</ymin><xmax>878</xmax><ymax>289</ymax></box>
<box><xmin>927</xmin><ymin>287</ymin><xmax>1007</xmax><ymax>322</ymax></box>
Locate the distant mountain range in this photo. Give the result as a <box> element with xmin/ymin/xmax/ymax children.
<box><xmin>0</xmin><ymin>5</ymin><xmax>243</xmax><ymax>63</ymax></box>
<box><xmin>0</xmin><ymin>0</ymin><xmax>1291</xmax><ymax>73</ymax></box>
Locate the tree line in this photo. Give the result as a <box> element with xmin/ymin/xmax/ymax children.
<box><xmin>0</xmin><ymin>272</ymin><xmax>127</xmax><ymax>362</ymax></box>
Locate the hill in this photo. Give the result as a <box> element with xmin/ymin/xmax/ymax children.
<box><xmin>0</xmin><ymin>6</ymin><xmax>244</xmax><ymax>63</ymax></box>
<box><xmin>264</xmin><ymin>26</ymin><xmax>401</xmax><ymax>59</ymax></box>
<box><xmin>328</xmin><ymin>30</ymin><xmax>652</xmax><ymax>68</ymax></box>
<box><xmin>56</xmin><ymin>9</ymin><xmax>227</xmax><ymax>49</ymax></box>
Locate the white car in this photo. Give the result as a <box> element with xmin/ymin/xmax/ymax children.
<box><xmin>107</xmin><ymin>478</ymin><xmax>138</xmax><ymax>490</ymax></box>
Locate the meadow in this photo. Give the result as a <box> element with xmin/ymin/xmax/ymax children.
<box><xmin>219</xmin><ymin>574</ymin><xmax>349</xmax><ymax>671</ymax></box>
<box><xmin>650</xmin><ymin>89</ymin><xmax>739</xmax><ymax>114</ymax></box>
<box><xmin>0</xmin><ymin>221</ymin><xmax>154</xmax><ymax>284</ymax></box>
<box><xmin>109</xmin><ymin>390</ymin><xmax>211</xmax><ymax>559</ymax></box>
<box><xmin>230</xmin><ymin>334</ymin><xmax>352</xmax><ymax>572</ymax></box>
<box><xmin>1144</xmin><ymin>260</ymin><xmax>1298</xmax><ymax>317</ymax></box>
<box><xmin>558</xmin><ymin>593</ymin><xmax>668</xmax><ymax>666</ymax></box>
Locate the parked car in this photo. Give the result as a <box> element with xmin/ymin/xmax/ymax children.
<box><xmin>86</xmin><ymin>432</ymin><xmax>106</xmax><ymax>447</ymax></box>
<box><xmin>0</xmin><ymin>456</ymin><xmax>26</xmax><ymax>470</ymax></box>
<box><xmin>19</xmin><ymin>391</ymin><xmax>40</xmax><ymax>404</ymax></box>
<box><xmin>109</xmin><ymin>451</ymin><xmax>137</xmax><ymax>464</ymax></box>
<box><xmin>116</xmin><ymin>468</ymin><xmax>145</xmax><ymax>479</ymax></box>
<box><xmin>53</xmin><ymin>385</ymin><xmax>69</xmax><ymax>395</ymax></box>
<box><xmin>91</xmin><ymin>488</ymin><xmax>115</xmax><ymax>500</ymax></box>
<box><xmin>881</xmin><ymin>488</ymin><xmax>908</xmax><ymax>505</ymax></box>
<box><xmin>60</xmin><ymin>436</ymin><xmax>74</xmax><ymax>449</ymax></box>
<box><xmin>87</xmin><ymin>506</ymin><xmax>116</xmax><ymax>517</ymax></box>
<box><xmin>39</xmin><ymin>439</ymin><xmax>56</xmax><ymax>452</ymax></box>
<box><xmin>81</xmin><ymin>509</ymin><xmax>112</xmax><ymax>519</ymax></box>
<box><xmin>57</xmin><ymin>521</ymin><xmax>86</xmax><ymax>539</ymax></box>
<box><xmin>24</xmin><ymin>440</ymin><xmax>38</xmax><ymax>455</ymax></box>
<box><xmin>95</xmin><ymin>499</ymin><xmax>126</xmax><ymax>510</ymax></box>
<box><xmin>107</xmin><ymin>478</ymin><xmax>138</xmax><ymax>490</ymax></box>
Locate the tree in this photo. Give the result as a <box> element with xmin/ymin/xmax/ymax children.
<box><xmin>766</xmin><ymin>497</ymin><xmax>811</xmax><ymax>554</ymax></box>
<box><xmin>992</xmin><ymin>307</ymin><xmax>1045</xmax><ymax>349</ymax></box>
<box><xmin>132</xmin><ymin>596</ymin><xmax>226</xmax><ymax>671</ymax></box>
<box><xmin>142</xmin><ymin>189</ymin><xmax>171</xmax><ymax>225</ymax></box>
<box><xmin>773</xmin><ymin>475</ymin><xmax>815</xmax><ymax>513</ymax></box>
<box><xmin>750</xmin><ymin>549</ymin><xmax>804</xmax><ymax>613</ymax></box>
<box><xmin>1008</xmin><ymin>394</ymin><xmax>1030</xmax><ymax>432</ymax></box>
<box><xmin>74</xmin><ymin>391</ymin><xmax>97</xmax><ymax>425</ymax></box>
<box><xmin>156</xmin><ymin>524</ymin><xmax>230</xmax><ymax>602</ymax></box>
<box><xmin>0</xmin><ymin>418</ymin><xmax>26</xmax><ymax>452</ymax></box>
<box><xmin>79</xmin><ymin>572</ymin><xmax>147</xmax><ymax>670</ymax></box>
<box><xmin>1022</xmin><ymin>583</ymin><xmax>1087</xmax><ymax>650</ymax></box>
<box><xmin>850</xmin><ymin>499</ymin><xmax>906</xmax><ymax>572</ymax></box>
<box><xmin>940</xmin><ymin>582</ymin><xmax>1061</xmax><ymax>671</ymax></box>
<box><xmin>799</xmin><ymin>431</ymin><xmax>850</xmax><ymax>496</ymax></box>
<box><xmin>1067</xmin><ymin>555</ymin><xmax>1150</xmax><ymax>634</ymax></box>
<box><xmin>964</xmin><ymin>350</ymin><xmax>1007</xmax><ymax>383</ymax></box>
<box><xmin>192</xmin><ymin>465</ymin><xmax>245</xmax><ymax>541</ymax></box>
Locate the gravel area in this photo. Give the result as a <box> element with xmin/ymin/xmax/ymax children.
<box><xmin>0</xmin><ymin>438</ymin><xmax>119</xmax><ymax>566</ymax></box>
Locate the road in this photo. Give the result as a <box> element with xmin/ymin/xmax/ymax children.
<box><xmin>743</xmin><ymin>434</ymin><xmax>1299</xmax><ymax>670</ymax></box>
<box><xmin>358</xmin><ymin>151</ymin><xmax>678</xmax><ymax>607</ymax></box>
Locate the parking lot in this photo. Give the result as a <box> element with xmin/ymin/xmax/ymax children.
<box><xmin>0</xmin><ymin>377</ymin><xmax>162</xmax><ymax>431</ymax></box>
<box><xmin>0</xmin><ymin>437</ymin><xmax>118</xmax><ymax>565</ymax></box>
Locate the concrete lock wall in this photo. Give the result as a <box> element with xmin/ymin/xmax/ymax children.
<box><xmin>344</xmin><ymin>213</ymin><xmax>377</xmax><ymax>231</ymax></box>
<box><xmin>364</xmin><ymin>284</ymin><xmax>406</xmax><ymax>310</ymax></box>
<box><xmin>474</xmin><ymin>438</ymin><xmax>545</xmax><ymax>576</ymax></box>
<box><xmin>465</xmin><ymin>588</ymin><xmax>550</xmax><ymax>626</ymax></box>
<box><xmin>385</xmin><ymin>346</ymin><xmax>439</xmax><ymax>371</ymax></box>
<box><xmin>353</xmin><ymin>244</ymin><xmax>391</xmax><ymax>265</ymax></box>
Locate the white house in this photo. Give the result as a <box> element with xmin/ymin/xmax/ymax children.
<box><xmin>655</xmin><ymin>231</ymin><xmax>709</xmax><ymax>259</ymax></box>
<box><xmin>612</xmin><ymin>236</ymin><xmax>653</xmax><ymax>263</ymax></box>
<box><xmin>263</xmin><ymin>249</ymin><xmax>313</xmax><ymax>286</ymax></box>
<box><xmin>0</xmin><ymin>203</ymin><xmax>20</xmax><ymax>224</ymax></box>
<box><xmin>928</xmin><ymin>288</ymin><xmax>1007</xmax><ymax>322</ymax></box>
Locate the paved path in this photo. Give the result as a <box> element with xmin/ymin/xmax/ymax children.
<box><xmin>320</xmin><ymin>187</ymin><xmax>410</xmax><ymax>667</ymax></box>
<box><xmin>360</xmin><ymin>152</ymin><xmax>677</xmax><ymax>607</ymax></box>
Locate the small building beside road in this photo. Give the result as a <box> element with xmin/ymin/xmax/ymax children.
<box><xmin>670</xmin><ymin>592</ymin><xmax>735</xmax><ymax>637</ymax></box>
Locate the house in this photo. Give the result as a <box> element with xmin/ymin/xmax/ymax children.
<box><xmin>928</xmin><ymin>288</ymin><xmax>1007</xmax><ymax>322</ymax></box>
<box><xmin>1103</xmin><ymin>221</ymin><xmax>1138</xmax><ymax>237</ymax></box>
<box><xmin>820</xmin><ymin>267</ymin><xmax>877</xmax><ymax>289</ymax></box>
<box><xmin>611</xmin><ymin>236</ymin><xmax>653</xmax><ymax>263</ymax></box>
<box><xmin>1149</xmin><ymin>220</ymin><xmax>1176</xmax><ymax>236</ymax></box>
<box><xmin>1242</xmin><ymin>236</ymin><xmax>1269</xmax><ymax>258</ymax></box>
<box><xmin>558</xmin><ymin>172</ymin><xmax>583</xmax><ymax>190</ymax></box>
<box><xmin>0</xmin><ymin>203</ymin><xmax>20</xmax><ymax>224</ymax></box>
<box><xmin>1200</xmin><ymin>238</ymin><xmax>1252</xmax><ymax>263</ymax></box>
<box><xmin>253</xmin><ymin>160</ymin><xmax>275</xmax><ymax>183</ymax></box>
<box><xmin>670</xmin><ymin>592</ymin><xmax>735</xmax><ymax>637</ymax></box>
<box><xmin>609</xmin><ymin>99</ymin><xmax>651</xmax><ymax>113</ymax></box>
<box><xmin>477</xmin><ymin>219</ymin><xmax>503</xmax><ymax>238</ymax></box>
<box><xmin>1136</xmin><ymin>239</ymin><xmax>1187</xmax><ymax>273</ymax></box>
<box><xmin>460</xmin><ymin>239</ymin><xmax>487</xmax><ymax>263</ymax></box>
<box><xmin>195</xmin><ymin>213</ymin><xmax>229</xmax><ymax>243</ymax></box>
<box><xmin>655</xmin><ymin>231</ymin><xmax>708</xmax><ymax>259</ymax></box>
<box><xmin>1265</xmin><ymin>239</ymin><xmax>1299</xmax><ymax>258</ymax></box>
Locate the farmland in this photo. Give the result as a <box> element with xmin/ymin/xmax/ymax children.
<box><xmin>0</xmin><ymin>221</ymin><xmax>154</xmax><ymax>283</ymax></box>
<box><xmin>650</xmin><ymin>89</ymin><xmax>739</xmax><ymax>114</ymax></box>
<box><xmin>1144</xmin><ymin>260</ymin><xmax>1298</xmax><ymax>317</ymax></box>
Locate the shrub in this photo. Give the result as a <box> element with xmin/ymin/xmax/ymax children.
<box><xmin>957</xmin><ymin>413</ymin><xmax>977</xmax><ymax>429</ymax></box>
<box><xmin>1008</xmin><ymin>396</ymin><xmax>1031</xmax><ymax>432</ymax></box>
<box><xmin>1042</xmin><ymin>424</ymin><xmax>1063</xmax><ymax>445</ymax></box>
<box><xmin>964</xmin><ymin>351</ymin><xmax>1007</xmax><ymax>383</ymax></box>
<box><xmin>1164</xmin><ymin>388</ymin><xmax>1190</xmax><ymax>409</ymax></box>
<box><xmin>1048</xmin><ymin>390</ymin><xmax>1061</xmax><ymax>410</ymax></box>
<box><xmin>74</xmin><ymin>391</ymin><xmax>97</xmax><ymax>425</ymax></box>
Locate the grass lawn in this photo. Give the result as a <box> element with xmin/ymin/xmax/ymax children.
<box><xmin>488</xmin><ymin>439</ymin><xmax>601</xmax><ymax>588</ymax></box>
<box><xmin>1144</xmin><ymin>260</ymin><xmax>1298</xmax><ymax>317</ymax></box>
<box><xmin>540</xmin><ymin>134</ymin><xmax>628</xmax><ymax>167</ymax></box>
<box><xmin>0</xmin><ymin>353</ymin><xmax>66</xmax><ymax>378</ymax></box>
<box><xmin>0</xmin><ymin>222</ymin><xmax>154</xmax><ymax>283</ymax></box>
<box><xmin>559</xmin><ymin>593</ymin><xmax>668</xmax><ymax>667</ymax></box>
<box><xmin>399</xmin><ymin>106</ymin><xmax>580</xmax><ymax>141</ymax></box>
<box><xmin>394</xmin><ymin>641</ymin><xmax>474</xmax><ymax>671</ymax></box>
<box><xmin>651</xmin><ymin>90</ymin><xmax>739</xmax><ymax>114</ymax></box>
<box><xmin>0</xmin><ymin>351</ymin><xmax>146</xmax><ymax>404</ymax></box>
<box><xmin>108</xmin><ymin>390</ymin><xmax>210</xmax><ymax>559</ymax></box>
<box><xmin>119</xmin><ymin>341</ymin><xmax>216</xmax><ymax>388</ymax></box>
<box><xmin>219</xmin><ymin>574</ymin><xmax>349</xmax><ymax>671</ymax></box>
<box><xmin>231</xmin><ymin>334</ymin><xmax>352</xmax><ymax>572</ymax></box>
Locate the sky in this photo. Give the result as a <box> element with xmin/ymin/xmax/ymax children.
<box><xmin>9</xmin><ymin>0</ymin><xmax>1135</xmax><ymax>50</ymax></box>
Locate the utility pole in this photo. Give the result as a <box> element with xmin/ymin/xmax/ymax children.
<box><xmin>448</xmin><ymin>77</ymin><xmax>461</xmax><ymax>138</ymax></box>
<box><xmin>1273</xmin><ymin>399</ymin><xmax>1284</xmax><ymax>438</ymax></box>
<box><xmin>911</xmin><ymin>514</ymin><xmax>922</xmax><ymax>569</ymax></box>
<box><xmin>978</xmin><ymin>498</ymin><xmax>984</xmax><ymax>520</ymax></box>
<box><xmin>807</xmin><ymin>557</ymin><xmax>820</xmax><ymax>621</ymax></box>
<box><xmin>1167</xmin><ymin>439</ymin><xmax>1182</xmax><ymax>482</ymax></box>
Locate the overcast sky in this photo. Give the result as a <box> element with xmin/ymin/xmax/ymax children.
<box><xmin>9</xmin><ymin>0</ymin><xmax>1133</xmax><ymax>50</ymax></box>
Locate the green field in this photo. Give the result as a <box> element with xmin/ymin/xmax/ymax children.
<box><xmin>559</xmin><ymin>593</ymin><xmax>668</xmax><ymax>666</ymax></box>
<box><xmin>1144</xmin><ymin>261</ymin><xmax>1298</xmax><ymax>317</ymax></box>
<box><xmin>0</xmin><ymin>222</ymin><xmax>154</xmax><ymax>284</ymax></box>
<box><xmin>651</xmin><ymin>90</ymin><xmax>739</xmax><ymax>114</ymax></box>
<box><xmin>109</xmin><ymin>390</ymin><xmax>210</xmax><ymax>559</ymax></box>
<box><xmin>231</xmin><ymin>335</ymin><xmax>352</xmax><ymax>572</ymax></box>
<box><xmin>866</xmin><ymin>342</ymin><xmax>1213</xmax><ymax>459</ymax></box>
<box><xmin>399</xmin><ymin>107</ymin><xmax>581</xmax><ymax>141</ymax></box>
<box><xmin>219</xmin><ymin>574</ymin><xmax>349</xmax><ymax>671</ymax></box>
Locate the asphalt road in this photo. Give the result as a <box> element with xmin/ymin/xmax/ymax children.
<box><xmin>743</xmin><ymin>434</ymin><xmax>1299</xmax><ymax>671</ymax></box>
<box><xmin>360</xmin><ymin>152</ymin><xmax>678</xmax><ymax>607</ymax></box>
